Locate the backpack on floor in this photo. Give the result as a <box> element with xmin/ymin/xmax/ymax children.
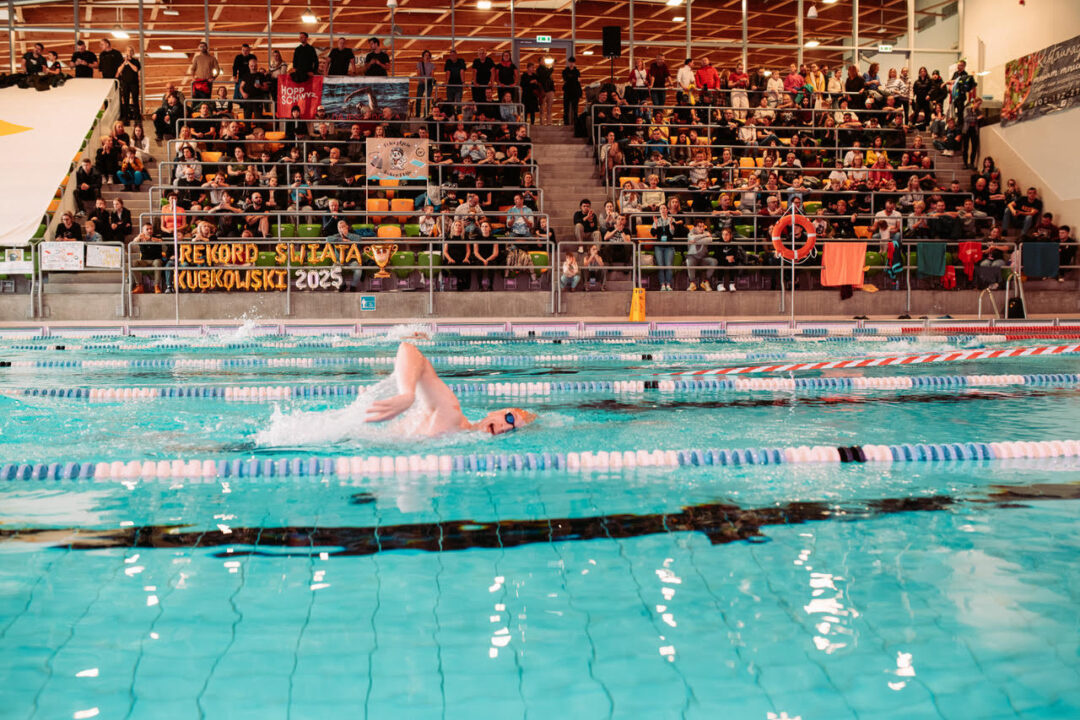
<box><xmin>1006</xmin><ymin>296</ymin><xmax>1026</xmax><ymax>319</ymax></box>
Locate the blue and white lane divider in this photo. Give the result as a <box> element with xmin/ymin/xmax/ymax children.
<box><xmin>8</xmin><ymin>373</ymin><xmax>1080</xmax><ymax>402</ymax></box>
<box><xmin>5</xmin><ymin>439</ymin><xmax>1080</xmax><ymax>481</ymax></box>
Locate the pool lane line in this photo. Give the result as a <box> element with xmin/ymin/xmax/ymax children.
<box><xmin>669</xmin><ymin>343</ymin><xmax>1080</xmax><ymax>376</ymax></box>
<box><xmin>4</xmin><ymin>439</ymin><xmax>1080</xmax><ymax>481</ymax></box>
<box><xmin>7</xmin><ymin>373</ymin><xmax>1080</xmax><ymax>403</ymax></box>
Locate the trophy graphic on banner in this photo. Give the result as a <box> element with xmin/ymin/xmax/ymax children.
<box><xmin>363</xmin><ymin>243</ymin><xmax>398</xmax><ymax>278</ymax></box>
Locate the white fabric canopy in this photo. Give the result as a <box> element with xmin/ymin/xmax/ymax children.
<box><xmin>0</xmin><ymin>79</ymin><xmax>115</xmax><ymax>247</ymax></box>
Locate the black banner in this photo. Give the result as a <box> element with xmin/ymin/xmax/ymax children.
<box><xmin>1001</xmin><ymin>33</ymin><xmax>1080</xmax><ymax>126</ymax></box>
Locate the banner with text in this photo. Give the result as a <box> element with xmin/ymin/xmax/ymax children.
<box><xmin>1001</xmin><ymin>33</ymin><xmax>1080</xmax><ymax>127</ymax></box>
<box><xmin>365</xmin><ymin>137</ymin><xmax>429</xmax><ymax>181</ymax></box>
<box><xmin>277</xmin><ymin>76</ymin><xmax>410</xmax><ymax>120</ymax></box>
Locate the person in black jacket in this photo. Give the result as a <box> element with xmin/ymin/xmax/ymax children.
<box><xmin>911</xmin><ymin>66</ymin><xmax>932</xmax><ymax>130</ymax></box>
<box><xmin>108</xmin><ymin>198</ymin><xmax>133</xmax><ymax>243</ymax></box>
<box><xmin>293</xmin><ymin>32</ymin><xmax>318</xmax><ymax>80</ymax></box>
<box><xmin>88</xmin><ymin>197</ymin><xmax>113</xmax><ymax>243</ymax></box>
<box><xmin>95</xmin><ymin>137</ymin><xmax>121</xmax><ymax>185</ymax></box>
<box><xmin>561</xmin><ymin>57</ymin><xmax>581</xmax><ymax>126</ymax></box>
<box><xmin>97</xmin><ymin>39</ymin><xmax>123</xmax><ymax>79</ymax></box>
<box><xmin>152</xmin><ymin>93</ymin><xmax>182</xmax><ymax>141</ymax></box>
<box><xmin>71</xmin><ymin>40</ymin><xmax>97</xmax><ymax>78</ymax></box>
<box><xmin>55</xmin><ymin>212</ymin><xmax>84</xmax><ymax>241</ymax></box>
<box><xmin>75</xmin><ymin>158</ymin><xmax>101</xmax><ymax>212</ymax></box>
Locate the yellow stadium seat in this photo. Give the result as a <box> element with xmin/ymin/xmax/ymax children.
<box><xmin>390</xmin><ymin>198</ymin><xmax>414</xmax><ymax>224</ymax></box>
<box><xmin>854</xmin><ymin>225</ymin><xmax>871</xmax><ymax>239</ymax></box>
<box><xmin>200</xmin><ymin>151</ymin><xmax>222</xmax><ymax>163</ymax></box>
<box><xmin>47</xmin><ymin>198</ymin><xmax>61</xmax><ymax>213</ymax></box>
<box><xmin>366</xmin><ymin>198</ymin><xmax>389</xmax><ymax>224</ymax></box>
<box><xmin>377</xmin><ymin>224</ymin><xmax>402</xmax><ymax>239</ymax></box>
<box><xmin>619</xmin><ymin>176</ymin><xmax>642</xmax><ymax>187</ymax></box>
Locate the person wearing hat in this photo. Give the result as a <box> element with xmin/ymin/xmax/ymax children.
<box><xmin>561</xmin><ymin>56</ymin><xmax>582</xmax><ymax>126</ymax></box>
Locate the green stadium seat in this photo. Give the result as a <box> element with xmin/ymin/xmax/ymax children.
<box><xmin>32</xmin><ymin>224</ymin><xmax>47</xmax><ymax>239</ymax></box>
<box><xmin>734</xmin><ymin>224</ymin><xmax>754</xmax><ymax>239</ymax></box>
<box><xmin>389</xmin><ymin>251</ymin><xmax>415</xmax><ymax>279</ymax></box>
<box><xmin>803</xmin><ymin>201</ymin><xmax>821</xmax><ymax>214</ymax></box>
<box><xmin>403</xmin><ymin>223</ymin><xmax>421</xmax><ymax>237</ymax></box>
<box><xmin>416</xmin><ymin>251</ymin><xmax>442</xmax><ymax>278</ymax></box>
<box><xmin>864</xmin><ymin>251</ymin><xmax>885</xmax><ymax>277</ymax></box>
<box><xmin>528</xmin><ymin>251</ymin><xmax>550</xmax><ymax>273</ymax></box>
<box><xmin>297</xmin><ymin>224</ymin><xmax>321</xmax><ymax>238</ymax></box>
<box><xmin>272</xmin><ymin>223</ymin><xmax>296</xmax><ymax>238</ymax></box>
<box><xmin>254</xmin><ymin>251</ymin><xmax>278</xmax><ymax>267</ymax></box>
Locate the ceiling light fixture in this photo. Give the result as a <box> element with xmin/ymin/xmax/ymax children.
<box><xmin>804</xmin><ymin>39</ymin><xmax>820</xmax><ymax>48</ymax></box>
<box><xmin>159</xmin><ymin>44</ymin><xmax>173</xmax><ymax>50</ymax></box>
<box><xmin>111</xmin><ymin>27</ymin><xmax>130</xmax><ymax>39</ymax></box>
<box><xmin>301</xmin><ymin>8</ymin><xmax>319</xmax><ymax>23</ymax></box>
<box><xmin>161</xmin><ymin>9</ymin><xmax>180</xmax><ymax>16</ymax></box>
<box><xmin>582</xmin><ymin>50</ymin><xmax>594</xmax><ymax>56</ymax></box>
<box><xmin>666</xmin><ymin>0</ymin><xmax>683</xmax><ymax>6</ymax></box>
<box><xmin>807</xmin><ymin>4</ymin><xmax>818</xmax><ymax>19</ymax></box>
<box><xmin>673</xmin><ymin>15</ymin><xmax>684</xmax><ymax>21</ymax></box>
<box><xmin>476</xmin><ymin>0</ymin><xmax>492</xmax><ymax>8</ymax></box>
<box><xmin>543</xmin><ymin>56</ymin><xmax>554</xmax><ymax>66</ymax></box>
<box><xmin>822</xmin><ymin>0</ymin><xmax>839</xmax><ymax>4</ymax></box>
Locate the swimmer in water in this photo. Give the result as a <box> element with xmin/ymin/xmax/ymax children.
<box><xmin>364</xmin><ymin>342</ymin><xmax>535</xmax><ymax>436</ymax></box>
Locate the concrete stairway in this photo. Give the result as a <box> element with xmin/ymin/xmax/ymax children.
<box><xmin>530</xmin><ymin>125</ymin><xmax>609</xmax><ymax>249</ymax></box>
<box><xmin>46</xmin><ymin>120</ymin><xmax>165</xmax><ymax>298</ymax></box>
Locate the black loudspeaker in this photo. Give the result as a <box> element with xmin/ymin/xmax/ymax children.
<box><xmin>602</xmin><ymin>26</ymin><xmax>622</xmax><ymax>58</ymax></box>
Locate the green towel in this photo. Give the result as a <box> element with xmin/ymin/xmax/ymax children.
<box><xmin>917</xmin><ymin>243</ymin><xmax>947</xmax><ymax>278</ymax></box>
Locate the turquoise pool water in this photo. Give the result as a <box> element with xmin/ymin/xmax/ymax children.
<box><xmin>1</xmin><ymin>331</ymin><xmax>1079</xmax><ymax>719</ymax></box>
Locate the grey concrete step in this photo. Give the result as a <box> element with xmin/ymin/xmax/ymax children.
<box><xmin>44</xmin><ymin>283</ymin><xmax>124</xmax><ymax>294</ymax></box>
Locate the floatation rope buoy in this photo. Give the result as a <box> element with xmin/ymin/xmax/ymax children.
<box><xmin>771</xmin><ymin>214</ymin><xmax>817</xmax><ymax>262</ymax></box>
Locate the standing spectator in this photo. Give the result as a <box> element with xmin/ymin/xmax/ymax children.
<box><xmin>117</xmin><ymin>47</ymin><xmax>141</xmax><ymax>122</ymax></box>
<box><xmin>71</xmin><ymin>40</ymin><xmax>97</xmax><ymax>79</ymax></box>
<box><xmin>471</xmin><ymin>48</ymin><xmax>496</xmax><ymax>106</ymax></box>
<box><xmin>520</xmin><ymin>62</ymin><xmax>540</xmax><ymax>124</ymax></box>
<box><xmin>416</xmin><ymin>49</ymin><xmax>435</xmax><ymax>115</ymax></box>
<box><xmin>537</xmin><ymin>58</ymin><xmax>556</xmax><ymax>125</ymax></box>
<box><xmin>363</xmin><ymin>37</ymin><xmax>390</xmax><ymax>77</ymax></box>
<box><xmin>23</xmin><ymin>43</ymin><xmax>46</xmax><ymax>75</ymax></box>
<box><xmin>561</xmin><ymin>56</ymin><xmax>582</xmax><ymax>126</ymax></box>
<box><xmin>627</xmin><ymin>58</ymin><xmax>649</xmax><ymax>106</ymax></box>
<box><xmin>187</xmin><ymin>41</ymin><xmax>220</xmax><ymax>98</ymax></box>
<box><xmin>675</xmin><ymin>58</ymin><xmax>695</xmax><ymax>106</ymax></box>
<box><xmin>685</xmin><ymin>219</ymin><xmax>717</xmax><ymax>291</ymax></box>
<box><xmin>293</xmin><ymin>32</ymin><xmax>318</xmax><ymax>79</ymax></box>
<box><xmin>444</xmin><ymin>48</ymin><xmax>467</xmax><ymax>108</ymax></box>
<box><xmin>647</xmin><ymin>54</ymin><xmax>671</xmax><ymax>108</ymax></box>
<box><xmin>961</xmin><ymin>98</ymin><xmax>984</xmax><ymax>170</ymax></box>
<box><xmin>582</xmin><ymin>243</ymin><xmax>607</xmax><ymax>289</ymax></box>
<box><xmin>328</xmin><ymin>38</ymin><xmax>355</xmax><ymax>77</ymax></box>
<box><xmin>912</xmin><ymin>66</ymin><xmax>932</xmax><ymax>129</ymax></box>
<box><xmin>268</xmin><ymin>49</ymin><xmax>288</xmax><ymax>91</ymax></box>
<box><xmin>495</xmin><ymin>51</ymin><xmax>518</xmax><ymax>103</ymax></box>
<box><xmin>97</xmin><ymin>39</ymin><xmax>123</xmax><ymax>79</ymax></box>
<box><xmin>948</xmin><ymin>59</ymin><xmax>976</xmax><ymax>122</ymax></box>
<box><xmin>239</xmin><ymin>56</ymin><xmax>268</xmax><ymax>118</ymax></box>
<box><xmin>231</xmin><ymin>43</ymin><xmax>253</xmax><ymax>98</ymax></box>
<box><xmin>651</xmin><ymin>204</ymin><xmax>678</xmax><ymax>291</ymax></box>
<box><xmin>728</xmin><ymin>62</ymin><xmax>750</xmax><ymax>119</ymax></box>
<box><xmin>694</xmin><ymin>57</ymin><xmax>720</xmax><ymax>98</ymax></box>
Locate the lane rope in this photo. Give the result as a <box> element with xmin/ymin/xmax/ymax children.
<box><xmin>669</xmin><ymin>343</ymin><xmax>1080</xmax><ymax>376</ymax></box>
<box><xmin>4</xmin><ymin>438</ymin><xmax>1079</xmax><ymax>480</ymax></box>
<box><xmin>7</xmin><ymin>373</ymin><xmax>1080</xmax><ymax>403</ymax></box>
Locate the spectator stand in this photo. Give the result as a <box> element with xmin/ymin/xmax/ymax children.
<box><xmin>129</xmin><ymin>208</ymin><xmax>555</xmax><ymax>320</ymax></box>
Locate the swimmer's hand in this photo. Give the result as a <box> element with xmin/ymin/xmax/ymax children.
<box><xmin>364</xmin><ymin>392</ymin><xmax>415</xmax><ymax>423</ymax></box>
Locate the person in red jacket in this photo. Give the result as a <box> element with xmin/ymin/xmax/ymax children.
<box><xmin>694</xmin><ymin>57</ymin><xmax>720</xmax><ymax>104</ymax></box>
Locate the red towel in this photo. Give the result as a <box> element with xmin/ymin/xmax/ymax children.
<box><xmin>958</xmin><ymin>242</ymin><xmax>982</xmax><ymax>281</ymax></box>
<box><xmin>821</xmin><ymin>242</ymin><xmax>867</xmax><ymax>287</ymax></box>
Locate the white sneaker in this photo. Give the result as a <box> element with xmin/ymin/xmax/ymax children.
<box><xmin>701</xmin><ymin>281</ymin><xmax>711</xmax><ymax>291</ymax></box>
<box><xmin>728</xmin><ymin>283</ymin><xmax>736</xmax><ymax>292</ymax></box>
<box><xmin>717</xmin><ymin>283</ymin><xmax>726</xmax><ymax>292</ymax></box>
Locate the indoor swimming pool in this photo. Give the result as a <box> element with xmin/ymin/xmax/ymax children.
<box><xmin>1</xmin><ymin>323</ymin><xmax>1079</xmax><ymax>719</ymax></box>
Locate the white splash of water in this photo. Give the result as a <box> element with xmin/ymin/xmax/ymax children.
<box><xmin>254</xmin><ymin>375</ymin><xmax>402</xmax><ymax>447</ymax></box>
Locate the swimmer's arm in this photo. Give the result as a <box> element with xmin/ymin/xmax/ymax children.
<box><xmin>364</xmin><ymin>342</ymin><xmax>461</xmax><ymax>423</ymax></box>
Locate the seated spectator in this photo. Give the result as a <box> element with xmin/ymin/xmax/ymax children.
<box><xmin>573</xmin><ymin>199</ymin><xmax>601</xmax><ymax>250</ymax></box>
<box><xmin>95</xmin><ymin>136</ymin><xmax>121</xmax><ymax>184</ymax></box>
<box><xmin>325</xmin><ymin>219</ymin><xmax>364</xmax><ymax>291</ymax></box>
<box><xmin>55</xmin><ymin>211</ymin><xmax>83</xmax><ymax>241</ymax></box>
<box><xmin>74</xmin><ymin>158</ymin><xmax>101</xmax><ymax>212</ymax></box>
<box><xmin>152</xmin><ymin>93</ymin><xmax>183</xmax><ymax>142</ymax></box>
<box><xmin>506</xmin><ymin>193</ymin><xmax>535</xmax><ymax>238</ymax></box>
<box><xmin>108</xmin><ymin>198</ymin><xmax>132</xmax><ymax>243</ymax></box>
<box><xmin>1057</xmin><ymin>225</ymin><xmax>1075</xmax><ymax>282</ymax></box>
<box><xmin>131</xmin><ymin>223</ymin><xmax>171</xmax><ymax>293</ymax></box>
<box><xmin>88</xmin><ymin>197</ymin><xmax>112</xmax><ymax>243</ymax></box>
<box><xmin>116</xmin><ymin>146</ymin><xmax>147</xmax><ymax>191</ymax></box>
<box><xmin>242</xmin><ymin>191</ymin><xmax>270</xmax><ymax>237</ymax></box>
<box><xmin>955</xmin><ymin>198</ymin><xmax>988</xmax><ymax>239</ymax></box>
<box><xmin>160</xmin><ymin>193</ymin><xmax>187</xmax><ymax>236</ymax></box>
<box><xmin>1031</xmin><ymin>212</ymin><xmax>1058</xmax><ymax>241</ymax></box>
<box><xmin>1003</xmin><ymin>186</ymin><xmax>1042</xmax><ymax>236</ymax></box>
<box><xmin>83</xmin><ymin>218</ymin><xmax>103</xmax><ymax>244</ymax></box>
<box><xmin>560</xmin><ymin>250</ymin><xmax>581</xmax><ymax>291</ymax></box>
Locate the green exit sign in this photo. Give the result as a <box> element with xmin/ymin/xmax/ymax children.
<box><xmin>536</xmin><ymin>35</ymin><xmax>552</xmax><ymax>43</ymax></box>
<box><xmin>877</xmin><ymin>44</ymin><xmax>894</xmax><ymax>53</ymax></box>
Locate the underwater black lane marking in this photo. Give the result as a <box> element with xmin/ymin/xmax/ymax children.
<box><xmin>0</xmin><ymin>496</ymin><xmax>958</xmax><ymax>557</ymax></box>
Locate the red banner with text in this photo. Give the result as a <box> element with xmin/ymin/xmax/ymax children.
<box><xmin>276</xmin><ymin>75</ymin><xmax>324</xmax><ymax>119</ymax></box>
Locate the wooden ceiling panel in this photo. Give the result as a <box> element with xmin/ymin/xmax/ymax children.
<box><xmin>7</xmin><ymin>0</ymin><xmax>941</xmax><ymax>99</ymax></box>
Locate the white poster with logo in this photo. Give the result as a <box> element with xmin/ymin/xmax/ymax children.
<box><xmin>85</xmin><ymin>243</ymin><xmax>122</xmax><ymax>269</ymax></box>
<box><xmin>41</xmin><ymin>241</ymin><xmax>85</xmax><ymax>270</ymax></box>
<box><xmin>0</xmin><ymin>248</ymin><xmax>33</xmax><ymax>274</ymax></box>
<box><xmin>366</xmin><ymin>137</ymin><xmax>429</xmax><ymax>181</ymax></box>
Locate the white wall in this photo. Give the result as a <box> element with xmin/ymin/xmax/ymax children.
<box><xmin>861</xmin><ymin>13</ymin><xmax>959</xmax><ymax>79</ymax></box>
<box><xmin>981</xmin><ymin>105</ymin><xmax>1080</xmax><ymax>230</ymax></box>
<box><xmin>963</xmin><ymin>1</ymin><xmax>1080</xmax><ymax>100</ymax></box>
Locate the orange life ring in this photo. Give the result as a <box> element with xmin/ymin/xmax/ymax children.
<box><xmin>770</xmin><ymin>214</ymin><xmax>817</xmax><ymax>261</ymax></box>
